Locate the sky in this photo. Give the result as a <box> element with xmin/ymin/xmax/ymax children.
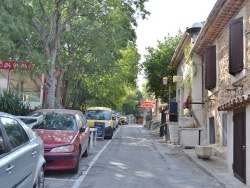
<box><xmin>136</xmin><ymin>0</ymin><xmax>218</xmax><ymax>90</ymax></box>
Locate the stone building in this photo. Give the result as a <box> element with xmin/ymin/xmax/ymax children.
<box><xmin>171</xmin><ymin>0</ymin><xmax>249</xmax><ymax>185</ymax></box>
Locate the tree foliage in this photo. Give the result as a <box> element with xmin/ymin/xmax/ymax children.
<box><xmin>73</xmin><ymin>41</ymin><xmax>141</xmax><ymax>113</ymax></box>
<box><xmin>121</xmin><ymin>88</ymin><xmax>142</xmax><ymax>116</ymax></box>
<box><xmin>142</xmin><ymin>32</ymin><xmax>182</xmax><ymax>102</ymax></box>
<box><xmin>0</xmin><ymin>0</ymin><xmax>149</xmax><ymax>110</ymax></box>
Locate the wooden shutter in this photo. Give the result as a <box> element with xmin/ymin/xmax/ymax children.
<box><xmin>229</xmin><ymin>17</ymin><xmax>243</xmax><ymax>75</ymax></box>
<box><xmin>205</xmin><ymin>45</ymin><xmax>216</xmax><ymax>90</ymax></box>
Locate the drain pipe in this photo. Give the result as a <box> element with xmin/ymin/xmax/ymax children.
<box><xmin>190</xmin><ymin>102</ymin><xmax>205</xmax><ymax>104</ymax></box>
<box><xmin>199</xmin><ymin>130</ymin><xmax>201</xmax><ymax>145</ymax></box>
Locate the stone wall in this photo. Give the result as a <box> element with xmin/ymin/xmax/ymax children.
<box><xmin>204</xmin><ymin>1</ymin><xmax>250</xmax><ymax>156</ymax></box>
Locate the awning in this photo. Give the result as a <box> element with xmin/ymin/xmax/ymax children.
<box><xmin>218</xmin><ymin>95</ymin><xmax>250</xmax><ymax>111</ymax></box>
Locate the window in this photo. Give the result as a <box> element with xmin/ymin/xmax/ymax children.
<box><xmin>1</xmin><ymin>117</ymin><xmax>29</xmax><ymax>149</ymax></box>
<box><xmin>32</xmin><ymin>113</ymin><xmax>77</xmax><ymax>131</ymax></box>
<box><xmin>229</xmin><ymin>17</ymin><xmax>243</xmax><ymax>75</ymax></box>
<box><xmin>0</xmin><ymin>70</ymin><xmax>8</xmax><ymax>93</ymax></box>
<box><xmin>76</xmin><ymin>114</ymin><xmax>83</xmax><ymax>129</ymax></box>
<box><xmin>205</xmin><ymin>45</ymin><xmax>216</xmax><ymax>90</ymax></box>
<box><xmin>0</xmin><ymin>130</ymin><xmax>5</xmax><ymax>155</ymax></box>
<box><xmin>78</xmin><ymin>113</ymin><xmax>87</xmax><ymax>128</ymax></box>
<box><xmin>85</xmin><ymin>110</ymin><xmax>111</xmax><ymax>120</ymax></box>
<box><xmin>209</xmin><ymin>117</ymin><xmax>215</xmax><ymax>144</ymax></box>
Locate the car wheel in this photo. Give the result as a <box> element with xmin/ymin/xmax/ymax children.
<box><xmin>71</xmin><ymin>150</ymin><xmax>80</xmax><ymax>174</ymax></box>
<box><xmin>82</xmin><ymin>141</ymin><xmax>89</xmax><ymax>157</ymax></box>
<box><xmin>107</xmin><ymin>130</ymin><xmax>113</xmax><ymax>140</ymax></box>
<box><xmin>33</xmin><ymin>166</ymin><xmax>45</xmax><ymax>188</ymax></box>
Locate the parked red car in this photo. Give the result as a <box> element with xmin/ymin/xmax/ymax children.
<box><xmin>28</xmin><ymin>109</ymin><xmax>90</xmax><ymax>173</ymax></box>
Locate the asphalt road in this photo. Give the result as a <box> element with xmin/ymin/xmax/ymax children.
<box><xmin>44</xmin><ymin>124</ymin><xmax>223</xmax><ymax>188</ymax></box>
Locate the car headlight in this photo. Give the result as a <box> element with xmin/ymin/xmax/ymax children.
<box><xmin>105</xmin><ymin>121</ymin><xmax>111</xmax><ymax>127</ymax></box>
<box><xmin>50</xmin><ymin>145</ymin><xmax>74</xmax><ymax>152</ymax></box>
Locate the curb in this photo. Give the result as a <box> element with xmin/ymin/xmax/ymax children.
<box><xmin>182</xmin><ymin>149</ymin><xmax>228</xmax><ymax>188</ymax></box>
<box><xmin>148</xmin><ymin>127</ymin><xmax>248</xmax><ymax>188</ymax></box>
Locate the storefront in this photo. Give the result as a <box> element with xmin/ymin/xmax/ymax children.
<box><xmin>0</xmin><ymin>60</ymin><xmax>43</xmax><ymax>109</ymax></box>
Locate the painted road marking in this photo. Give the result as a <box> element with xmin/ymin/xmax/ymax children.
<box><xmin>71</xmin><ymin>126</ymin><xmax>121</xmax><ymax>188</ymax></box>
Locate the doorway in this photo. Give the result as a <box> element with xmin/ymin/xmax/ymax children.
<box><xmin>233</xmin><ymin>107</ymin><xmax>246</xmax><ymax>183</ymax></box>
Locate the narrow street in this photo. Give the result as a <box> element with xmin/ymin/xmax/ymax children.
<box><xmin>45</xmin><ymin>124</ymin><xmax>222</xmax><ymax>188</ymax></box>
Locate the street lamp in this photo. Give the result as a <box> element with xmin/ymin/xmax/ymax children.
<box><xmin>162</xmin><ymin>77</ymin><xmax>168</xmax><ymax>85</ymax></box>
<box><xmin>163</xmin><ymin>77</ymin><xmax>170</xmax><ymax>102</ymax></box>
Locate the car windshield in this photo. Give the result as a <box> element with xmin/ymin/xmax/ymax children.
<box><xmin>86</xmin><ymin>110</ymin><xmax>111</xmax><ymax>120</ymax></box>
<box><xmin>30</xmin><ymin>113</ymin><xmax>77</xmax><ymax>131</ymax></box>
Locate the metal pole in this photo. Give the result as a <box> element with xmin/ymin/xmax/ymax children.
<box><xmin>168</xmin><ymin>86</ymin><xmax>170</xmax><ymax>102</ymax></box>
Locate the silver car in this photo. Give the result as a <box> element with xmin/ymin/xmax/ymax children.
<box><xmin>0</xmin><ymin>112</ymin><xmax>46</xmax><ymax>188</ymax></box>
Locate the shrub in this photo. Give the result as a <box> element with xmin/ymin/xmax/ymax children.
<box><xmin>0</xmin><ymin>91</ymin><xmax>30</xmax><ymax>115</ymax></box>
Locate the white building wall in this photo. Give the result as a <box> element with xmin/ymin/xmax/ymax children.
<box><xmin>226</xmin><ymin>111</ymin><xmax>234</xmax><ymax>174</ymax></box>
<box><xmin>175</xmin><ymin>59</ymin><xmax>185</xmax><ymax>118</ymax></box>
<box><xmin>191</xmin><ymin>54</ymin><xmax>203</xmax><ymax>106</ymax></box>
<box><xmin>192</xmin><ymin>54</ymin><xmax>206</xmax><ymax>143</ymax></box>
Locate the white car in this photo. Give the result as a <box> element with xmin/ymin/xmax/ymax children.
<box><xmin>0</xmin><ymin>112</ymin><xmax>46</xmax><ymax>188</ymax></box>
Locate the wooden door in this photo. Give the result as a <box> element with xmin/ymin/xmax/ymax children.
<box><xmin>233</xmin><ymin>107</ymin><xmax>246</xmax><ymax>183</ymax></box>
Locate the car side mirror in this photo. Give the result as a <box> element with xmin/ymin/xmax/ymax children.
<box><xmin>80</xmin><ymin>127</ymin><xmax>86</xmax><ymax>132</ymax></box>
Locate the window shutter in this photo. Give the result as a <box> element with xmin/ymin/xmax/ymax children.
<box><xmin>229</xmin><ymin>17</ymin><xmax>243</xmax><ymax>75</ymax></box>
<box><xmin>205</xmin><ymin>45</ymin><xmax>216</xmax><ymax>90</ymax></box>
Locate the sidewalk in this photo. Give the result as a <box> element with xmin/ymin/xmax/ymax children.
<box><xmin>148</xmin><ymin>126</ymin><xmax>249</xmax><ymax>188</ymax></box>
<box><xmin>182</xmin><ymin>148</ymin><xmax>249</xmax><ymax>188</ymax></box>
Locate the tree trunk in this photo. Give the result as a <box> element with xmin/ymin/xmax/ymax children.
<box><xmin>55</xmin><ymin>68</ymin><xmax>64</xmax><ymax>108</ymax></box>
<box><xmin>63</xmin><ymin>80</ymin><xmax>70</xmax><ymax>108</ymax></box>
<box><xmin>45</xmin><ymin>64</ymin><xmax>56</xmax><ymax>109</ymax></box>
<box><xmin>72</xmin><ymin>80</ymin><xmax>80</xmax><ymax>109</ymax></box>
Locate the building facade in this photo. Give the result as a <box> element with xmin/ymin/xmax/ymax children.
<box><xmin>171</xmin><ymin>0</ymin><xmax>249</xmax><ymax>185</ymax></box>
<box><xmin>0</xmin><ymin>61</ymin><xmax>44</xmax><ymax>109</ymax></box>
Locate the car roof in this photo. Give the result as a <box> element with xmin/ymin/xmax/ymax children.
<box><xmin>0</xmin><ymin>112</ymin><xmax>11</xmax><ymax>116</ymax></box>
<box><xmin>86</xmin><ymin>107</ymin><xmax>111</xmax><ymax>111</ymax></box>
<box><xmin>0</xmin><ymin>111</ymin><xmax>18</xmax><ymax>117</ymax></box>
<box><xmin>32</xmin><ymin>109</ymin><xmax>82</xmax><ymax>115</ymax></box>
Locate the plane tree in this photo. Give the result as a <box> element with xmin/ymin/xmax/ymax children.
<box><xmin>81</xmin><ymin>43</ymin><xmax>140</xmax><ymax>110</ymax></box>
<box><xmin>0</xmin><ymin>0</ymin><xmax>149</xmax><ymax>108</ymax></box>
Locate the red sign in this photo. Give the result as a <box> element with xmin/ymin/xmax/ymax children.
<box><xmin>141</xmin><ymin>101</ymin><xmax>155</xmax><ymax>108</ymax></box>
<box><xmin>0</xmin><ymin>61</ymin><xmax>34</xmax><ymax>70</ymax></box>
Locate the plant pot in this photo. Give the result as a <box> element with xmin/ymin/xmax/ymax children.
<box><xmin>169</xmin><ymin>122</ymin><xmax>179</xmax><ymax>144</ymax></box>
<box><xmin>179</xmin><ymin>117</ymin><xmax>194</xmax><ymax>128</ymax></box>
<box><xmin>195</xmin><ymin>145</ymin><xmax>212</xmax><ymax>159</ymax></box>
